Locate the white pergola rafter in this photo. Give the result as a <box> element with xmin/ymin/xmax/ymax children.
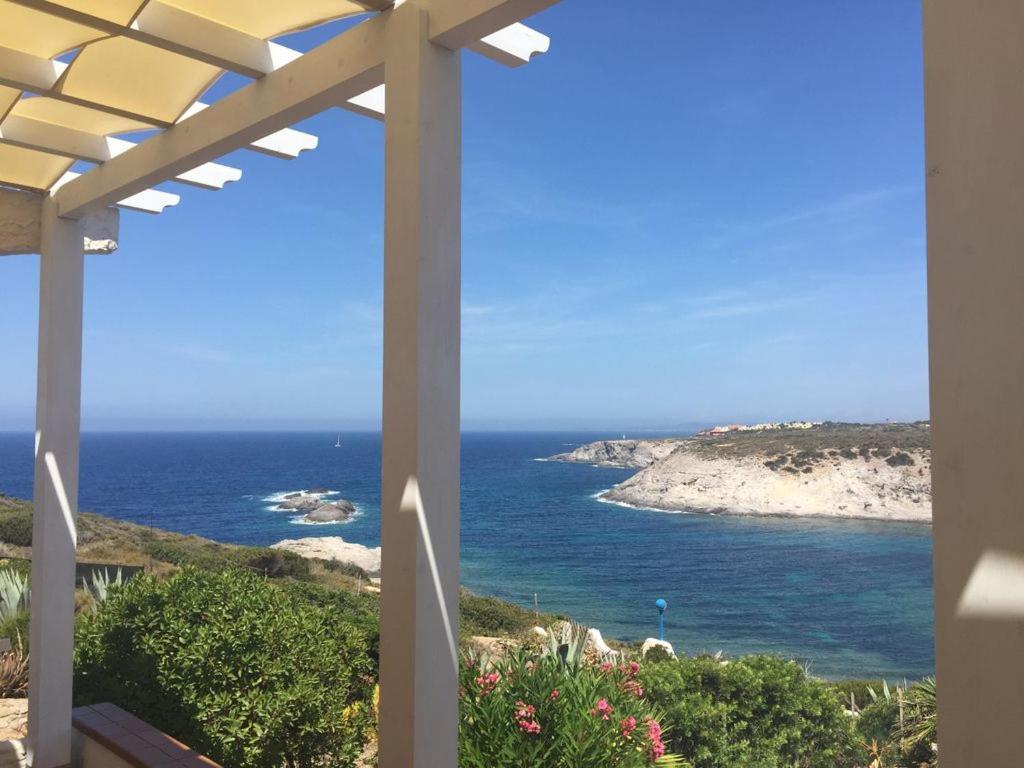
<box><xmin>51</xmin><ymin>0</ymin><xmax>558</xmax><ymax>219</ymax></box>
<box><xmin>2</xmin><ymin>1</ymin><xmax>562</xmax><ymax>767</ymax></box>
<box><xmin>0</xmin><ymin>44</ymin><xmax>320</xmax><ymax>160</ymax></box>
<box><xmin>0</xmin><ymin>113</ymin><xmax>242</xmax><ymax>190</ymax></box>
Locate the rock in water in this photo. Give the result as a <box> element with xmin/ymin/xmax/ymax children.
<box><xmin>307</xmin><ymin>487</ymin><xmax>330</xmax><ymax>495</ymax></box>
<box><xmin>277</xmin><ymin>495</ymin><xmax>321</xmax><ymax>512</ymax></box>
<box><xmin>305</xmin><ymin>500</ymin><xmax>356</xmax><ymax>523</ymax></box>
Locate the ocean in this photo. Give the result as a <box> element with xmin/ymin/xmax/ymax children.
<box><xmin>0</xmin><ymin>431</ymin><xmax>934</xmax><ymax>680</ymax></box>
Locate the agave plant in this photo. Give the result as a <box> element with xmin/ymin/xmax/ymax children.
<box><xmin>0</xmin><ymin>569</ymin><xmax>30</xmax><ymax>623</ymax></box>
<box><xmin>0</xmin><ymin>633</ymin><xmax>28</xmax><ymax>698</ymax></box>
<box><xmin>544</xmin><ymin>620</ymin><xmax>590</xmax><ymax>671</ymax></box>
<box><xmin>83</xmin><ymin>567</ymin><xmax>123</xmax><ymax>609</ymax></box>
<box><xmin>894</xmin><ymin>677</ymin><xmax>937</xmax><ymax>767</ymax></box>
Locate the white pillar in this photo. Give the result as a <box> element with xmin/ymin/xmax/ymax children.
<box><xmin>378</xmin><ymin>3</ymin><xmax>461</xmax><ymax>767</ymax></box>
<box><xmin>28</xmin><ymin>199</ymin><xmax>85</xmax><ymax>768</ymax></box>
<box><xmin>925</xmin><ymin>1</ymin><xmax>1024</xmax><ymax>764</ymax></box>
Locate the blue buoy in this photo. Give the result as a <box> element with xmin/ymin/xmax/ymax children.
<box><xmin>655</xmin><ymin>598</ymin><xmax>667</xmax><ymax>641</ymax></box>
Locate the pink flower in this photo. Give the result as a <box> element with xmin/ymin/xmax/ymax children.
<box><xmin>623</xmin><ymin>679</ymin><xmax>645</xmax><ymax>699</ymax></box>
<box><xmin>600</xmin><ymin>662</ymin><xmax>614</xmax><ymax>673</ymax></box>
<box><xmin>474</xmin><ymin>672</ymin><xmax>501</xmax><ymax>696</ymax></box>
<box><xmin>549</xmin><ymin>689</ymin><xmax>560</xmax><ymax>701</ymax></box>
<box><xmin>514</xmin><ymin>700</ymin><xmax>536</xmax><ymax>720</ymax></box>
<box><xmin>629</xmin><ymin>661</ymin><xmax>641</xmax><ymax>677</ymax></box>
<box><xmin>589</xmin><ymin>698</ymin><xmax>614</xmax><ymax>720</ymax></box>
<box><xmin>620</xmin><ymin>715</ymin><xmax>637</xmax><ymax>739</ymax></box>
<box><xmin>517</xmin><ymin>719</ymin><xmax>542</xmax><ymax>735</ymax></box>
<box><xmin>645</xmin><ymin>717</ymin><xmax>666</xmax><ymax>761</ymax></box>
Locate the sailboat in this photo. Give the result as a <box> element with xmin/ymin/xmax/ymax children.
<box><xmin>334</xmin><ymin>434</ymin><xmax>341</xmax><ymax>448</ymax></box>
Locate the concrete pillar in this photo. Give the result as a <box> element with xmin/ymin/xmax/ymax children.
<box><xmin>924</xmin><ymin>1</ymin><xmax>1024</xmax><ymax>764</ymax></box>
<box><xmin>377</xmin><ymin>4</ymin><xmax>462</xmax><ymax>768</ymax></box>
<box><xmin>28</xmin><ymin>200</ymin><xmax>85</xmax><ymax>768</ymax></box>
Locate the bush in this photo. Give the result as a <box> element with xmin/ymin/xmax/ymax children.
<box><xmin>640</xmin><ymin>655</ymin><xmax>858</xmax><ymax>768</ymax></box>
<box><xmin>460</xmin><ymin>650</ymin><xmax>673</xmax><ymax>767</ymax></box>
<box><xmin>280</xmin><ymin>579</ymin><xmax>380</xmax><ymax>664</ymax></box>
<box><xmin>0</xmin><ymin>508</ymin><xmax>33</xmax><ymax>547</ymax></box>
<box><xmin>831</xmin><ymin>679</ymin><xmax>886</xmax><ymax>710</ymax></box>
<box><xmin>886</xmin><ymin>451</ymin><xmax>915</xmax><ymax>467</ymax></box>
<box><xmin>460</xmin><ymin>591</ymin><xmax>562</xmax><ymax>637</ymax></box>
<box><xmin>141</xmin><ymin>539</ymin><xmax>316</xmax><ymax>580</ymax></box>
<box><xmin>74</xmin><ymin>567</ymin><xmax>375</xmax><ymax>768</ymax></box>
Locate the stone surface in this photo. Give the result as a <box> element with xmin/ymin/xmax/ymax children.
<box><xmin>641</xmin><ymin>638</ymin><xmax>676</xmax><ymax>659</ymax></box>
<box><xmin>272</xmin><ymin>536</ymin><xmax>381</xmax><ymax>578</ymax></box>
<box><xmin>0</xmin><ymin>700</ymin><xmax>27</xmax><ymax>741</ymax></box>
<box><xmin>305</xmin><ymin>501</ymin><xmax>356</xmax><ymax>523</ymax></box>
<box><xmin>0</xmin><ymin>188</ymin><xmax>118</xmax><ymax>256</ymax></box>
<box><xmin>547</xmin><ymin>439</ymin><xmax>681</xmax><ymax>469</ymax></box>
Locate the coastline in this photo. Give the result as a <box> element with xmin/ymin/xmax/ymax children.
<box><xmin>594</xmin><ymin>488</ymin><xmax>932</xmax><ymax>524</ymax></box>
<box><xmin>554</xmin><ymin>423</ymin><xmax>933</xmax><ymax>524</ymax></box>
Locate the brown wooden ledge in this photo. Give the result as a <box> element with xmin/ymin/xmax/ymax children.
<box><xmin>72</xmin><ymin>704</ymin><xmax>220</xmax><ymax>768</ymax></box>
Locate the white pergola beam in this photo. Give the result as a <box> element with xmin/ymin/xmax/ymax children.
<box><xmin>53</xmin><ymin>17</ymin><xmax>389</xmax><ymax>218</ymax></box>
<box><xmin>9</xmin><ymin>0</ymin><xmax>548</xmax><ymax>75</ymax></box>
<box><xmin>0</xmin><ymin>46</ymin><xmax>317</xmax><ymax>160</ymax></box>
<box><xmin>0</xmin><ymin>114</ymin><xmax>242</xmax><ymax>190</ymax></box>
<box><xmin>130</xmin><ymin>1</ymin><xmax>302</xmax><ymax>79</ymax></box>
<box><xmin>52</xmin><ymin>0</ymin><xmax>558</xmax><ymax>219</ymax></box>
<box><xmin>28</xmin><ymin>197</ymin><xmax>84</xmax><ymax>768</ymax></box>
<box><xmin>52</xmin><ymin>172</ymin><xmax>179</xmax><ymax>215</ymax></box>
<box><xmin>429</xmin><ymin>0</ymin><xmax>559</xmax><ymax>51</ymax></box>
<box><xmin>468</xmin><ymin>22</ymin><xmax>550</xmax><ymax>67</ymax></box>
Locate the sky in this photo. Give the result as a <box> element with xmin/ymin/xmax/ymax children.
<box><xmin>0</xmin><ymin>0</ymin><xmax>928</xmax><ymax>432</ymax></box>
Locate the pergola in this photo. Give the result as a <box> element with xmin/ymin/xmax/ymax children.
<box><xmin>4</xmin><ymin>2</ymin><xmax>1024</xmax><ymax>767</ymax></box>
<box><xmin>0</xmin><ymin>1</ymin><xmax>560</xmax><ymax>766</ymax></box>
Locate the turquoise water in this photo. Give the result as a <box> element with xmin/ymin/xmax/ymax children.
<box><xmin>0</xmin><ymin>431</ymin><xmax>933</xmax><ymax>679</ymax></box>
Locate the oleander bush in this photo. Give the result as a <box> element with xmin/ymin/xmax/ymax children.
<box><xmin>74</xmin><ymin>567</ymin><xmax>375</xmax><ymax>768</ymax></box>
<box><xmin>459</xmin><ymin>632</ymin><xmax>678</xmax><ymax>767</ymax></box>
<box><xmin>640</xmin><ymin>655</ymin><xmax>860</xmax><ymax>768</ymax></box>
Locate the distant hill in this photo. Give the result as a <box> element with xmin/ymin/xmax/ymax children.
<box><xmin>549</xmin><ymin>422</ymin><xmax>932</xmax><ymax>523</ymax></box>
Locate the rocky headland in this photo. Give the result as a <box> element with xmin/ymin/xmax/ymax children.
<box><xmin>274</xmin><ymin>490</ymin><xmax>356</xmax><ymax>523</ymax></box>
<box><xmin>548</xmin><ymin>438</ymin><xmax>682</xmax><ymax>468</ymax></box>
<box><xmin>550</xmin><ymin>422</ymin><xmax>932</xmax><ymax>523</ymax></box>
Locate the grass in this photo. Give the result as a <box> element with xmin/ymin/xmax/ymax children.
<box><xmin>0</xmin><ymin>493</ymin><xmax>556</xmax><ymax>641</ymax></box>
<box><xmin>681</xmin><ymin>422</ymin><xmax>931</xmax><ymax>459</ymax></box>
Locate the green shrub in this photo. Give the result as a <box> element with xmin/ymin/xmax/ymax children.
<box><xmin>141</xmin><ymin>539</ymin><xmax>316</xmax><ymax>580</ymax></box>
<box><xmin>894</xmin><ymin>677</ymin><xmax>937</xmax><ymax>767</ymax></box>
<box><xmin>280</xmin><ymin>579</ymin><xmax>380</xmax><ymax>664</ymax></box>
<box><xmin>644</xmin><ymin>646</ymin><xmax>675</xmax><ymax>664</ymax></box>
<box><xmin>0</xmin><ymin>508</ymin><xmax>33</xmax><ymax>547</ymax></box>
<box><xmin>886</xmin><ymin>451</ymin><xmax>915</xmax><ymax>467</ymax></box>
<box><xmin>460</xmin><ymin>591</ymin><xmax>562</xmax><ymax>637</ymax></box>
<box><xmin>460</xmin><ymin>649</ymin><xmax>673</xmax><ymax>767</ymax></box>
<box><xmin>830</xmin><ymin>679</ymin><xmax>886</xmax><ymax>711</ymax></box>
<box><xmin>856</xmin><ymin>698</ymin><xmax>899</xmax><ymax>752</ymax></box>
<box><xmin>640</xmin><ymin>655</ymin><xmax>858</xmax><ymax>768</ymax></box>
<box><xmin>74</xmin><ymin>567</ymin><xmax>375</xmax><ymax>768</ymax></box>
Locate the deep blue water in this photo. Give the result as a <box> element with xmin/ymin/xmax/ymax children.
<box><xmin>0</xmin><ymin>431</ymin><xmax>934</xmax><ymax>679</ymax></box>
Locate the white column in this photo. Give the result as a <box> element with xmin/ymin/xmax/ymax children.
<box><xmin>378</xmin><ymin>3</ymin><xmax>461</xmax><ymax>767</ymax></box>
<box><xmin>28</xmin><ymin>199</ymin><xmax>85</xmax><ymax>768</ymax></box>
<box><xmin>925</xmin><ymin>1</ymin><xmax>1024</xmax><ymax>764</ymax></box>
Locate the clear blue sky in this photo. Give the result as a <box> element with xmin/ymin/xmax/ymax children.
<box><xmin>0</xmin><ymin>1</ymin><xmax>927</xmax><ymax>432</ymax></box>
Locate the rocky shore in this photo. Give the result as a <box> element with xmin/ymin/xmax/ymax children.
<box><xmin>548</xmin><ymin>438</ymin><xmax>682</xmax><ymax>468</ymax></box>
<box><xmin>272</xmin><ymin>536</ymin><xmax>381</xmax><ymax>579</ymax></box>
<box><xmin>550</xmin><ymin>423</ymin><xmax>932</xmax><ymax>523</ymax></box>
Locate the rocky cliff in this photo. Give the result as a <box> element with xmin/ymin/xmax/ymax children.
<box><xmin>550</xmin><ymin>423</ymin><xmax>932</xmax><ymax>523</ymax></box>
<box><xmin>548</xmin><ymin>439</ymin><xmax>682</xmax><ymax>469</ymax></box>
